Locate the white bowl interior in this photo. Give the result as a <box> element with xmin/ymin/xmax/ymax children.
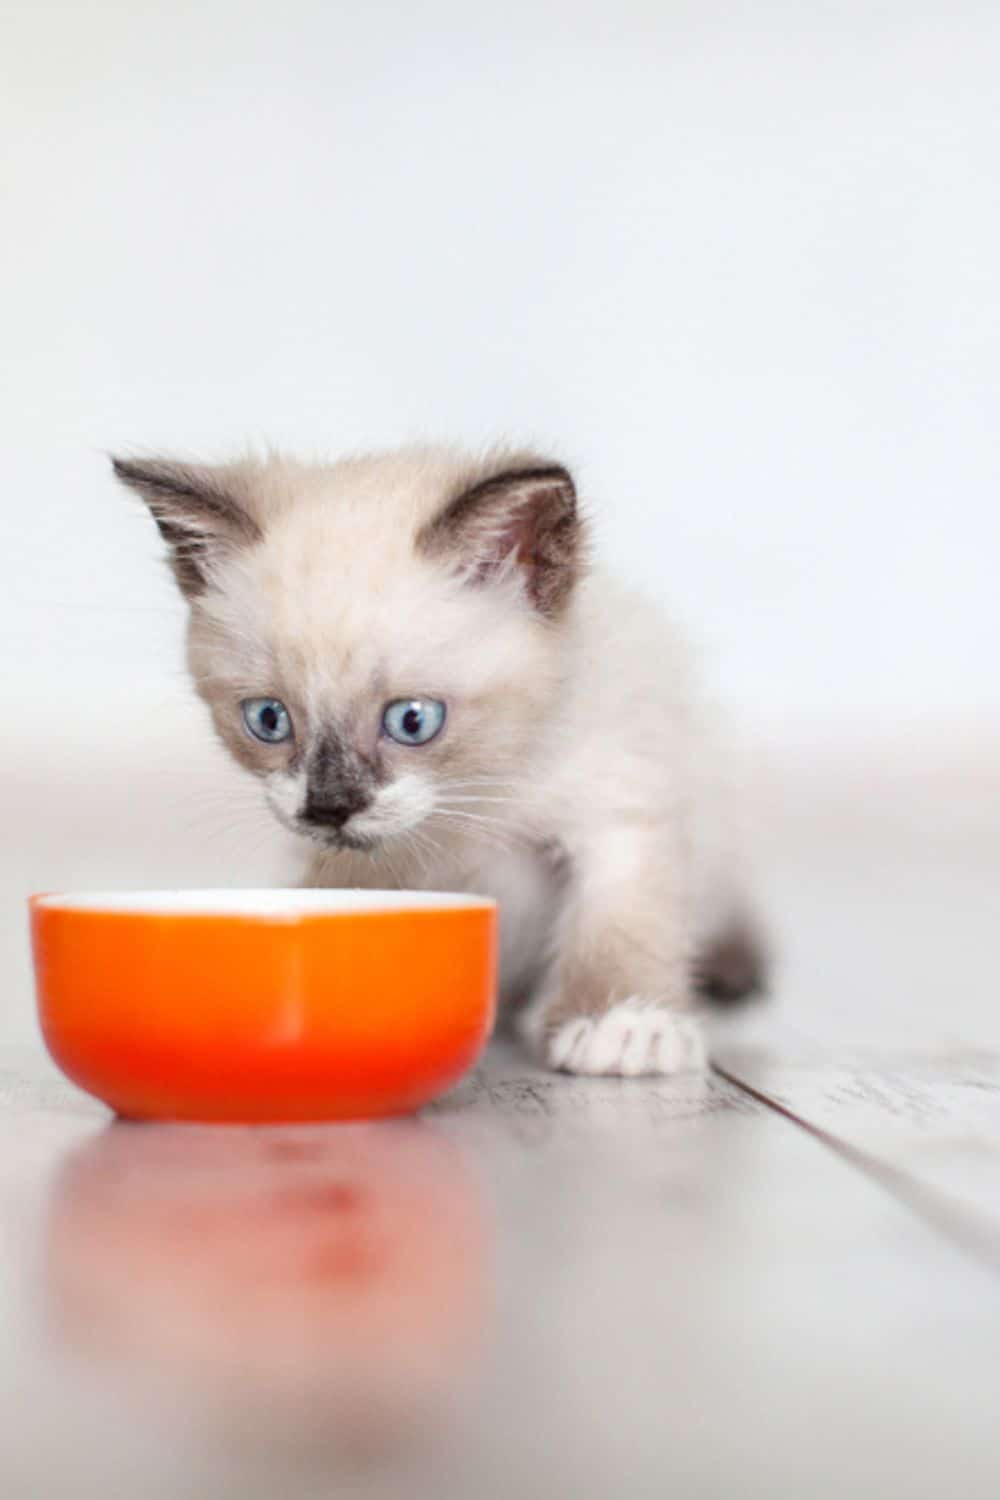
<box><xmin>34</xmin><ymin>889</ymin><xmax>496</xmax><ymax>918</ymax></box>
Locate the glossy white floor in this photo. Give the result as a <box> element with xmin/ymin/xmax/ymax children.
<box><xmin>2</xmin><ymin>731</ymin><xmax>999</xmax><ymax>1500</ymax></box>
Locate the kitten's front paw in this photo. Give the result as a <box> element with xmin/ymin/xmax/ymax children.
<box><xmin>546</xmin><ymin>1000</ymin><xmax>706</xmax><ymax>1077</ymax></box>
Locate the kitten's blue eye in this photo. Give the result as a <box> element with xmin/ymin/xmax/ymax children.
<box><xmin>382</xmin><ymin>698</ymin><xmax>446</xmax><ymax>747</ymax></box>
<box><xmin>241</xmin><ymin>697</ymin><xmax>293</xmax><ymax>744</ymax></box>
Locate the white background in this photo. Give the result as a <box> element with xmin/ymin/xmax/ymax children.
<box><xmin>5</xmin><ymin>0</ymin><xmax>999</xmax><ymax>741</ymax></box>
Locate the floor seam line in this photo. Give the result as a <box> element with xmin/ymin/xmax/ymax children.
<box><xmin>711</xmin><ymin>1059</ymin><xmax>1000</xmax><ymax>1279</ymax></box>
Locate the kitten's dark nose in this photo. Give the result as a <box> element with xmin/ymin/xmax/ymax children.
<box><xmin>301</xmin><ymin>790</ymin><xmax>369</xmax><ymax>830</ymax></box>
<box><xmin>302</xmin><ymin>732</ymin><xmax>376</xmax><ymax>836</ymax></box>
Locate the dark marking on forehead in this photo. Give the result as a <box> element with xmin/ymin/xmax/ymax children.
<box><xmin>311</xmin><ymin>730</ymin><xmax>384</xmax><ymax>786</ymax></box>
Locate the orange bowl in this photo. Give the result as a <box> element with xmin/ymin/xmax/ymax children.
<box><xmin>30</xmin><ymin>890</ymin><xmax>498</xmax><ymax>1123</ymax></box>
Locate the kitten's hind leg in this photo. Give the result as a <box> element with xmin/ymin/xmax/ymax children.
<box><xmin>694</xmin><ymin>917</ymin><xmax>769</xmax><ymax>1004</ymax></box>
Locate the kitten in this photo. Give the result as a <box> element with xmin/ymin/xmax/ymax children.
<box><xmin>113</xmin><ymin>445</ymin><xmax>765</xmax><ymax>1076</ymax></box>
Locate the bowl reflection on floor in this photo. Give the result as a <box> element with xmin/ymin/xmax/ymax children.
<box><xmin>43</xmin><ymin>1117</ymin><xmax>492</xmax><ymax>1457</ymax></box>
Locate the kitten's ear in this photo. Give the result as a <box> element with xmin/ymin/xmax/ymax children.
<box><xmin>111</xmin><ymin>456</ymin><xmax>262</xmax><ymax>598</ymax></box>
<box><xmin>419</xmin><ymin>462</ymin><xmax>583</xmax><ymax>617</ymax></box>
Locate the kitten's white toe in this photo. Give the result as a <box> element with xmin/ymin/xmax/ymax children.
<box><xmin>547</xmin><ymin>1017</ymin><xmax>591</xmax><ymax>1070</ymax></box>
<box><xmin>547</xmin><ymin>1000</ymin><xmax>705</xmax><ymax>1077</ymax></box>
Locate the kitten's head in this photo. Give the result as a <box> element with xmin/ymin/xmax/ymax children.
<box><xmin>113</xmin><ymin>446</ymin><xmax>586</xmax><ymax>851</ymax></box>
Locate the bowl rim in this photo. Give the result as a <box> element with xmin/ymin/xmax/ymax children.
<box><xmin>29</xmin><ymin>888</ymin><xmax>497</xmax><ymax>919</ymax></box>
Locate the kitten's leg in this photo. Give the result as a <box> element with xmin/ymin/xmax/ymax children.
<box><xmin>695</xmin><ymin>916</ymin><xmax>769</xmax><ymax>1002</ymax></box>
<box><xmin>521</xmin><ymin>823</ymin><xmax>705</xmax><ymax>1077</ymax></box>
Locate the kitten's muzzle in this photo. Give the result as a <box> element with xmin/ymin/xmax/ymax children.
<box><xmin>300</xmin><ymin>790</ymin><xmax>371</xmax><ymax>834</ymax></box>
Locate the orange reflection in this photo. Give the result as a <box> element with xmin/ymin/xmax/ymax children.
<box><xmin>44</xmin><ymin>1119</ymin><xmax>491</xmax><ymax>1452</ymax></box>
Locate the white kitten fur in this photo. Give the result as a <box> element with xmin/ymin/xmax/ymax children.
<box><xmin>114</xmin><ymin>444</ymin><xmax>764</xmax><ymax>1075</ymax></box>
<box><xmin>543</xmin><ymin>1001</ymin><xmax>707</xmax><ymax>1077</ymax></box>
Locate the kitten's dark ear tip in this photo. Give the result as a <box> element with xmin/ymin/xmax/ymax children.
<box><xmin>421</xmin><ymin>457</ymin><xmax>585</xmax><ymax>617</ymax></box>
<box><xmin>110</xmin><ymin>455</ymin><xmax>149</xmax><ymax>488</ymax></box>
<box><xmin>108</xmin><ymin>455</ymin><xmax>261</xmax><ymax>600</ymax></box>
<box><xmin>110</xmin><ymin>454</ymin><xmax>179</xmax><ymax>490</ymax></box>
